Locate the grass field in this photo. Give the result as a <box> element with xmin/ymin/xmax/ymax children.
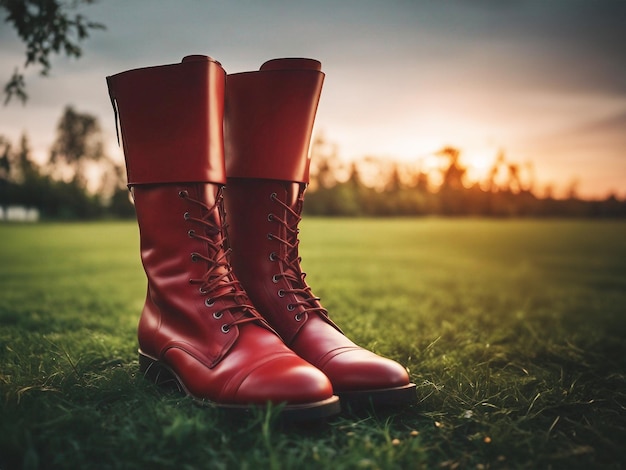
<box><xmin>1</xmin><ymin>218</ymin><xmax>625</xmax><ymax>469</ymax></box>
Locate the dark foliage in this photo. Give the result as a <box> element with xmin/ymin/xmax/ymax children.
<box><xmin>2</xmin><ymin>124</ymin><xmax>624</xmax><ymax>220</ymax></box>
<box><xmin>1</xmin><ymin>0</ymin><xmax>105</xmax><ymax>103</ymax></box>
<box><xmin>305</xmin><ymin>141</ymin><xmax>626</xmax><ymax>218</ymax></box>
<box><xmin>0</xmin><ymin>107</ymin><xmax>131</xmax><ymax>220</ymax></box>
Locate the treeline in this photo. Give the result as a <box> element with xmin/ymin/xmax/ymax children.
<box><xmin>1</xmin><ymin>107</ymin><xmax>133</xmax><ymax>220</ymax></box>
<box><xmin>2</xmin><ymin>108</ymin><xmax>625</xmax><ymax>219</ymax></box>
<box><xmin>304</xmin><ymin>141</ymin><xmax>626</xmax><ymax>218</ymax></box>
<box><xmin>305</xmin><ymin>180</ymin><xmax>626</xmax><ymax>217</ymax></box>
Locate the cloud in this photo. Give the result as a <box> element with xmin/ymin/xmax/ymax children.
<box><xmin>455</xmin><ymin>0</ymin><xmax>626</xmax><ymax>94</ymax></box>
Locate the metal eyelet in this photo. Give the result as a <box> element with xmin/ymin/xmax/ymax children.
<box><xmin>205</xmin><ymin>298</ymin><xmax>215</xmax><ymax>307</ymax></box>
<box><xmin>178</xmin><ymin>190</ymin><xmax>188</xmax><ymax>198</ymax></box>
<box><xmin>294</xmin><ymin>313</ymin><xmax>303</xmax><ymax>322</ymax></box>
<box><xmin>221</xmin><ymin>324</ymin><xmax>230</xmax><ymax>333</ymax></box>
<box><xmin>267</xmin><ymin>233</ymin><xmax>273</xmax><ymax>240</ymax></box>
<box><xmin>287</xmin><ymin>304</ymin><xmax>295</xmax><ymax>311</ymax></box>
<box><xmin>272</xmin><ymin>274</ymin><xmax>280</xmax><ymax>283</ymax></box>
<box><xmin>199</xmin><ymin>287</ymin><xmax>208</xmax><ymax>294</ymax></box>
<box><xmin>188</xmin><ymin>229</ymin><xmax>196</xmax><ymax>238</ymax></box>
<box><xmin>191</xmin><ymin>253</ymin><xmax>200</xmax><ymax>262</ymax></box>
<box><xmin>278</xmin><ymin>289</ymin><xmax>285</xmax><ymax>298</ymax></box>
<box><xmin>184</xmin><ymin>211</ymin><xmax>190</xmax><ymax>220</ymax></box>
<box><xmin>269</xmin><ymin>252</ymin><xmax>277</xmax><ymax>261</ymax></box>
<box><xmin>270</xmin><ymin>192</ymin><xmax>277</xmax><ymax>200</ymax></box>
<box><xmin>267</xmin><ymin>213</ymin><xmax>274</xmax><ymax>222</ymax></box>
<box><xmin>213</xmin><ymin>311</ymin><xmax>223</xmax><ymax>319</ymax></box>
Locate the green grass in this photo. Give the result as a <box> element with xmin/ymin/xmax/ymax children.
<box><xmin>1</xmin><ymin>219</ymin><xmax>625</xmax><ymax>469</ymax></box>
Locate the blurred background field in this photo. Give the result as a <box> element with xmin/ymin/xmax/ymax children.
<box><xmin>1</xmin><ymin>218</ymin><xmax>624</xmax><ymax>469</ymax></box>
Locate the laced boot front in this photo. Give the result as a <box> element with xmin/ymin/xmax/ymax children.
<box><xmin>226</xmin><ymin>179</ymin><xmax>416</xmax><ymax>407</ymax></box>
<box><xmin>224</xmin><ymin>58</ymin><xmax>416</xmax><ymax>407</ymax></box>
<box><xmin>107</xmin><ymin>55</ymin><xmax>339</xmax><ymax>420</ymax></box>
<box><xmin>134</xmin><ymin>184</ymin><xmax>337</xmax><ymax>416</ymax></box>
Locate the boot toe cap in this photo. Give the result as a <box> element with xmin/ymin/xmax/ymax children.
<box><xmin>162</xmin><ymin>346</ymin><xmax>335</xmax><ymax>407</ymax></box>
<box><xmin>233</xmin><ymin>355</ymin><xmax>335</xmax><ymax>405</ymax></box>
<box><xmin>321</xmin><ymin>347</ymin><xmax>411</xmax><ymax>393</ymax></box>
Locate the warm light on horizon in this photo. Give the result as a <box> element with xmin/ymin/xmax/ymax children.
<box><xmin>461</xmin><ymin>147</ymin><xmax>498</xmax><ymax>186</ymax></box>
<box><xmin>314</xmin><ymin>101</ymin><xmax>625</xmax><ymax>200</ymax></box>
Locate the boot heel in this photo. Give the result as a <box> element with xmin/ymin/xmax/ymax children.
<box><xmin>139</xmin><ymin>351</ymin><xmax>183</xmax><ymax>393</ymax></box>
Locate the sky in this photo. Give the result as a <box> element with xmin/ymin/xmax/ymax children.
<box><xmin>1</xmin><ymin>0</ymin><xmax>625</xmax><ymax>198</ymax></box>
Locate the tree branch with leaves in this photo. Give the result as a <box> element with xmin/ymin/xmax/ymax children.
<box><xmin>1</xmin><ymin>0</ymin><xmax>105</xmax><ymax>104</ymax></box>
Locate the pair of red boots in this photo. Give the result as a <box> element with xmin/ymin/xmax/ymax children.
<box><xmin>107</xmin><ymin>55</ymin><xmax>415</xmax><ymax>420</ymax></box>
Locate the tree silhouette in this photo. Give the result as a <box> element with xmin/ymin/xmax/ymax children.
<box><xmin>506</xmin><ymin>163</ymin><xmax>521</xmax><ymax>193</ymax></box>
<box><xmin>385</xmin><ymin>163</ymin><xmax>402</xmax><ymax>193</ymax></box>
<box><xmin>1</xmin><ymin>0</ymin><xmax>105</xmax><ymax>104</ymax></box>
<box><xmin>0</xmin><ymin>133</ymin><xmax>39</xmax><ymax>183</ymax></box>
<box><xmin>438</xmin><ymin>146</ymin><xmax>466</xmax><ymax>191</ymax></box>
<box><xmin>414</xmin><ymin>171</ymin><xmax>430</xmax><ymax>193</ymax></box>
<box><xmin>49</xmin><ymin>105</ymin><xmax>104</xmax><ymax>186</ymax></box>
<box><xmin>0</xmin><ymin>137</ymin><xmax>11</xmax><ymax>181</ymax></box>
<box><xmin>309</xmin><ymin>133</ymin><xmax>339</xmax><ymax>190</ymax></box>
<box><xmin>485</xmin><ymin>151</ymin><xmax>506</xmax><ymax>192</ymax></box>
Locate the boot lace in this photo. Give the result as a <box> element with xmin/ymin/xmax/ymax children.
<box><xmin>179</xmin><ymin>187</ymin><xmax>260</xmax><ymax>332</ymax></box>
<box><xmin>268</xmin><ymin>190</ymin><xmax>328</xmax><ymax>319</ymax></box>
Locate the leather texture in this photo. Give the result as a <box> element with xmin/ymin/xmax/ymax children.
<box><xmin>107</xmin><ymin>56</ymin><xmax>336</xmax><ymax>408</ymax></box>
<box><xmin>224</xmin><ymin>58</ymin><xmax>414</xmax><ymax>397</ymax></box>
<box><xmin>224</xmin><ymin>58</ymin><xmax>324</xmax><ymax>183</ymax></box>
<box><xmin>225</xmin><ymin>179</ymin><xmax>412</xmax><ymax>393</ymax></box>
<box><xmin>106</xmin><ymin>56</ymin><xmax>226</xmax><ymax>186</ymax></box>
<box><xmin>133</xmin><ymin>183</ymin><xmax>333</xmax><ymax>404</ymax></box>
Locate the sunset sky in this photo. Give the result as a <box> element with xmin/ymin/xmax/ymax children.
<box><xmin>1</xmin><ymin>0</ymin><xmax>625</xmax><ymax>198</ymax></box>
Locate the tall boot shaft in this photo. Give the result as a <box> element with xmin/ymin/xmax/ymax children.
<box><xmin>106</xmin><ymin>56</ymin><xmax>338</xmax><ymax>417</ymax></box>
<box><xmin>224</xmin><ymin>58</ymin><xmax>415</xmax><ymax>407</ymax></box>
<box><xmin>225</xmin><ymin>58</ymin><xmax>324</xmax><ymax>183</ymax></box>
<box><xmin>107</xmin><ymin>56</ymin><xmax>238</xmax><ymax>365</ymax></box>
<box><xmin>107</xmin><ymin>55</ymin><xmax>226</xmax><ymax>185</ymax></box>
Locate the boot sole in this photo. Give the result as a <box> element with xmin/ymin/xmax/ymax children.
<box><xmin>337</xmin><ymin>383</ymin><xmax>417</xmax><ymax>409</ymax></box>
<box><xmin>138</xmin><ymin>351</ymin><xmax>341</xmax><ymax>422</ymax></box>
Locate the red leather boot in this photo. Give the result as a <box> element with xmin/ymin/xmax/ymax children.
<box><xmin>106</xmin><ymin>55</ymin><xmax>339</xmax><ymax>420</ymax></box>
<box><xmin>224</xmin><ymin>58</ymin><xmax>416</xmax><ymax>407</ymax></box>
